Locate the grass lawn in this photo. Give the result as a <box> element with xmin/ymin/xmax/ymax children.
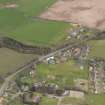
<box><xmin>88</xmin><ymin>40</ymin><xmax>105</xmax><ymax>58</ymax></box>
<box><xmin>86</xmin><ymin>94</ymin><xmax>105</xmax><ymax>105</ymax></box>
<box><xmin>37</xmin><ymin>60</ymin><xmax>88</xmax><ymax>87</ymax></box>
<box><xmin>0</xmin><ymin>48</ymin><xmax>36</xmax><ymax>77</ymax></box>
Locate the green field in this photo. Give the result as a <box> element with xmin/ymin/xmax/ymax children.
<box><xmin>37</xmin><ymin>60</ymin><xmax>88</xmax><ymax>87</ymax></box>
<box><xmin>86</xmin><ymin>94</ymin><xmax>105</xmax><ymax>105</ymax></box>
<box><xmin>0</xmin><ymin>48</ymin><xmax>36</xmax><ymax>77</ymax></box>
<box><xmin>88</xmin><ymin>40</ymin><xmax>105</xmax><ymax>58</ymax></box>
<box><xmin>41</xmin><ymin>96</ymin><xmax>58</xmax><ymax>105</ymax></box>
<box><xmin>0</xmin><ymin>0</ymin><xmax>69</xmax><ymax>46</ymax></box>
<box><xmin>18</xmin><ymin>60</ymin><xmax>88</xmax><ymax>88</ymax></box>
<box><xmin>61</xmin><ymin>97</ymin><xmax>86</xmax><ymax>105</ymax></box>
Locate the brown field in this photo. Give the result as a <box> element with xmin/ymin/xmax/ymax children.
<box><xmin>40</xmin><ymin>0</ymin><xmax>105</xmax><ymax>30</ymax></box>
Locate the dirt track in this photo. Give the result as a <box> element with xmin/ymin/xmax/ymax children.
<box><xmin>0</xmin><ymin>3</ymin><xmax>17</xmax><ymax>8</ymax></box>
<box><xmin>40</xmin><ymin>0</ymin><xmax>105</xmax><ymax>30</ymax></box>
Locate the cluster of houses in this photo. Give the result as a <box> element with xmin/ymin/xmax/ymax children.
<box><xmin>30</xmin><ymin>82</ymin><xmax>64</xmax><ymax>96</ymax></box>
<box><xmin>45</xmin><ymin>45</ymin><xmax>90</xmax><ymax>65</ymax></box>
<box><xmin>67</xmin><ymin>24</ymin><xmax>93</xmax><ymax>40</ymax></box>
<box><xmin>89</xmin><ymin>59</ymin><xmax>105</xmax><ymax>94</ymax></box>
<box><xmin>23</xmin><ymin>82</ymin><xmax>85</xmax><ymax>105</ymax></box>
<box><xmin>68</xmin><ymin>25</ymin><xmax>85</xmax><ymax>39</ymax></box>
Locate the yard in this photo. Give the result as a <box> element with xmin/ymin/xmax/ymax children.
<box><xmin>40</xmin><ymin>96</ymin><xmax>58</xmax><ymax>105</ymax></box>
<box><xmin>88</xmin><ymin>40</ymin><xmax>105</xmax><ymax>58</ymax></box>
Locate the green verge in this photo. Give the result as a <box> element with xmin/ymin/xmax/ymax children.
<box><xmin>16</xmin><ymin>0</ymin><xmax>57</xmax><ymax>16</ymax></box>
<box><xmin>61</xmin><ymin>97</ymin><xmax>86</xmax><ymax>105</ymax></box>
<box><xmin>0</xmin><ymin>0</ymin><xmax>70</xmax><ymax>46</ymax></box>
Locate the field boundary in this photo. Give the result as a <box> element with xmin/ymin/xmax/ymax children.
<box><xmin>0</xmin><ymin>37</ymin><xmax>52</xmax><ymax>55</ymax></box>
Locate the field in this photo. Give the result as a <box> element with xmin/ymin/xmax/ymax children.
<box><xmin>18</xmin><ymin>60</ymin><xmax>88</xmax><ymax>88</ymax></box>
<box><xmin>88</xmin><ymin>40</ymin><xmax>105</xmax><ymax>58</ymax></box>
<box><xmin>86</xmin><ymin>94</ymin><xmax>105</xmax><ymax>105</ymax></box>
<box><xmin>37</xmin><ymin>60</ymin><xmax>88</xmax><ymax>87</ymax></box>
<box><xmin>0</xmin><ymin>0</ymin><xmax>70</xmax><ymax>46</ymax></box>
<box><xmin>40</xmin><ymin>0</ymin><xmax>105</xmax><ymax>30</ymax></box>
<box><xmin>61</xmin><ymin>97</ymin><xmax>86</xmax><ymax>105</ymax></box>
<box><xmin>40</xmin><ymin>96</ymin><xmax>58</xmax><ymax>105</ymax></box>
<box><xmin>0</xmin><ymin>48</ymin><xmax>35</xmax><ymax>77</ymax></box>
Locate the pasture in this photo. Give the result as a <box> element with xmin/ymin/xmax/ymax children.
<box><xmin>37</xmin><ymin>60</ymin><xmax>88</xmax><ymax>87</ymax></box>
<box><xmin>0</xmin><ymin>48</ymin><xmax>35</xmax><ymax>77</ymax></box>
<box><xmin>0</xmin><ymin>0</ymin><xmax>69</xmax><ymax>46</ymax></box>
<box><xmin>61</xmin><ymin>97</ymin><xmax>86</xmax><ymax>105</ymax></box>
<box><xmin>88</xmin><ymin>40</ymin><xmax>105</xmax><ymax>59</ymax></box>
<box><xmin>86</xmin><ymin>94</ymin><xmax>105</xmax><ymax>105</ymax></box>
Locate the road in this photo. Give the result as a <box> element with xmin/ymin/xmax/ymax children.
<box><xmin>0</xmin><ymin>41</ymin><xmax>79</xmax><ymax>96</ymax></box>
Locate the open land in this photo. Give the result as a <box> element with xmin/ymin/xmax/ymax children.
<box><xmin>40</xmin><ymin>0</ymin><xmax>105</xmax><ymax>30</ymax></box>
<box><xmin>0</xmin><ymin>48</ymin><xmax>35</xmax><ymax>77</ymax></box>
<box><xmin>0</xmin><ymin>0</ymin><xmax>70</xmax><ymax>46</ymax></box>
<box><xmin>88</xmin><ymin>40</ymin><xmax>105</xmax><ymax>59</ymax></box>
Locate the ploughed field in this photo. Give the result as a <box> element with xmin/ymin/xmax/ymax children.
<box><xmin>0</xmin><ymin>0</ymin><xmax>69</xmax><ymax>46</ymax></box>
<box><xmin>40</xmin><ymin>0</ymin><xmax>105</xmax><ymax>30</ymax></box>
